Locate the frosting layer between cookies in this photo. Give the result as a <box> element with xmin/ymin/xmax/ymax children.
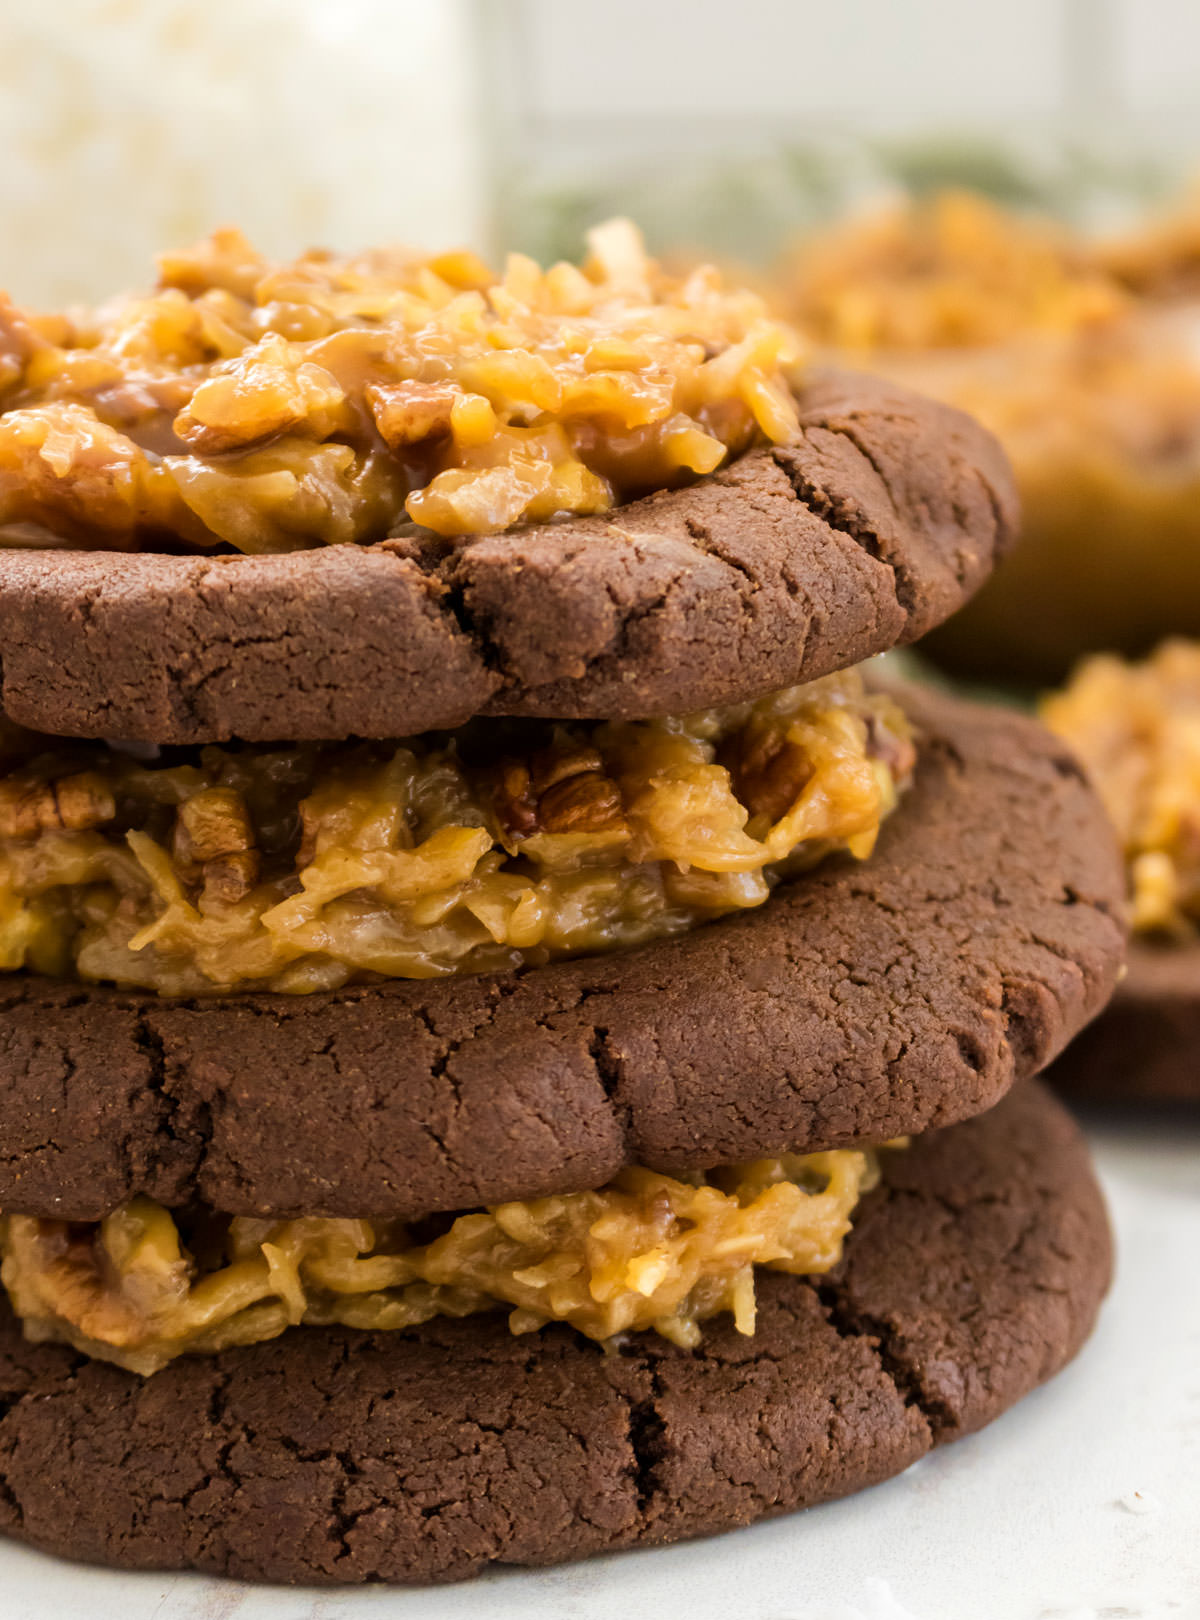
<box><xmin>0</xmin><ymin>669</ymin><xmax>912</xmax><ymax>995</ymax></box>
<box><xmin>0</xmin><ymin>1149</ymin><xmax>878</xmax><ymax>1374</ymax></box>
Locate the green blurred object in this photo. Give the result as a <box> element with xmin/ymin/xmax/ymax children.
<box><xmin>490</xmin><ymin>127</ymin><xmax>1182</xmax><ymax>268</ymax></box>
<box><xmin>476</xmin><ymin>0</ymin><xmax>1199</xmax><ymax>265</ymax></box>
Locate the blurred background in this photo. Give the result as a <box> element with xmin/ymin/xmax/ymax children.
<box><xmin>2</xmin><ymin>0</ymin><xmax>1200</xmax><ymax>303</ymax></box>
<box><xmin>482</xmin><ymin>0</ymin><xmax>1200</xmax><ymax>262</ymax></box>
<box><xmin>0</xmin><ymin>0</ymin><xmax>483</xmax><ymax>305</ymax></box>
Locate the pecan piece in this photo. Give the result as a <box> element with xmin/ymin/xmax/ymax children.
<box><xmin>295</xmin><ymin>799</ymin><xmax>326</xmax><ymax>869</ymax></box>
<box><xmin>719</xmin><ymin>729</ymin><xmax>813</xmax><ymax>826</ymax></box>
<box><xmin>491</xmin><ymin>760</ymin><xmax>539</xmax><ymax>839</ymax></box>
<box><xmin>200</xmin><ymin>850</ymin><xmax>260</xmax><ymax>906</ymax></box>
<box><xmin>0</xmin><ymin>770</ymin><xmax>116</xmax><ymax>838</ymax></box>
<box><xmin>173</xmin><ymin>787</ymin><xmax>260</xmax><ymax>901</ymax></box>
<box><xmin>54</xmin><ymin>772</ymin><xmax>118</xmax><ymax>831</ymax></box>
<box><xmin>491</xmin><ymin>744</ymin><xmax>628</xmax><ymax>838</ymax></box>
<box><xmin>529</xmin><ymin>744</ymin><xmax>605</xmax><ymax>794</ymax></box>
<box><xmin>537</xmin><ymin>771</ymin><xmax>626</xmax><ymax>834</ymax></box>
<box><xmin>367</xmin><ymin>379</ymin><xmax>458</xmax><ymax>449</ymax></box>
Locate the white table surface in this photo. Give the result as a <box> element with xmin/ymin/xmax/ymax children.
<box><xmin>3</xmin><ymin>1106</ymin><xmax>1197</xmax><ymax>1620</ymax></box>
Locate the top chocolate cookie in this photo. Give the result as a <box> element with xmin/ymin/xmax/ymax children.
<box><xmin>0</xmin><ymin>225</ymin><xmax>1016</xmax><ymax>743</ymax></box>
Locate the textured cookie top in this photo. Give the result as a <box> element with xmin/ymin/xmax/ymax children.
<box><xmin>0</xmin><ymin>684</ymin><xmax>1125</xmax><ymax>1222</ymax></box>
<box><xmin>0</xmin><ymin>368</ymin><xmax>1016</xmax><ymax>742</ymax></box>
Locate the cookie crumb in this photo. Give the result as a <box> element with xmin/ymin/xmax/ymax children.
<box><xmin>1115</xmin><ymin>1489</ymin><xmax>1161</xmax><ymax>1515</ymax></box>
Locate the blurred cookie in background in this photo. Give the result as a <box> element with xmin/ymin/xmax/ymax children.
<box><xmin>778</xmin><ymin>190</ymin><xmax>1200</xmax><ymax>684</ymax></box>
<box><xmin>1042</xmin><ymin>640</ymin><xmax>1200</xmax><ymax>1101</ymax></box>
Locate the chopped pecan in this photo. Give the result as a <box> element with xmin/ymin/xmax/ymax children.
<box><xmin>0</xmin><ymin>782</ymin><xmax>58</xmax><ymax>838</ymax></box>
<box><xmin>491</xmin><ymin>745</ymin><xmax>628</xmax><ymax>838</ymax></box>
<box><xmin>0</xmin><ymin>771</ymin><xmax>115</xmax><ymax>838</ymax></box>
<box><xmin>719</xmin><ymin>728</ymin><xmax>813</xmax><ymax>826</ymax></box>
<box><xmin>537</xmin><ymin>771</ymin><xmax>627</xmax><ymax>834</ymax></box>
<box><xmin>0</xmin><ymin>403</ymin><xmax>189</xmax><ymax>550</ymax></box>
<box><xmin>200</xmin><ymin>849</ymin><xmax>261</xmax><ymax>906</ymax></box>
<box><xmin>173</xmin><ymin>787</ymin><xmax>255</xmax><ymax>874</ymax></box>
<box><xmin>367</xmin><ymin>379</ymin><xmax>459</xmax><ymax>449</ymax></box>
<box><xmin>295</xmin><ymin>800</ymin><xmax>324</xmax><ymax>869</ymax></box>
<box><xmin>529</xmin><ymin>745</ymin><xmax>605</xmax><ymax>794</ymax></box>
<box><xmin>54</xmin><ymin>772</ymin><xmax>118</xmax><ymax>831</ymax></box>
<box><xmin>491</xmin><ymin>760</ymin><xmax>539</xmax><ymax>839</ymax></box>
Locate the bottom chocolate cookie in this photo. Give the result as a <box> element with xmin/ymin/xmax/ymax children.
<box><xmin>1051</xmin><ymin>940</ymin><xmax>1200</xmax><ymax>1102</ymax></box>
<box><xmin>0</xmin><ymin>1082</ymin><xmax>1110</xmax><ymax>1586</ymax></box>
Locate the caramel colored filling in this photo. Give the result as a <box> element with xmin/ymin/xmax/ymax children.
<box><xmin>1042</xmin><ymin>640</ymin><xmax>1200</xmax><ymax>936</ymax></box>
<box><xmin>0</xmin><ymin>219</ymin><xmax>803</xmax><ymax>553</ymax></box>
<box><xmin>778</xmin><ymin>190</ymin><xmax>1127</xmax><ymax>352</ymax></box>
<box><xmin>1096</xmin><ymin>191</ymin><xmax>1200</xmax><ymax>301</ymax></box>
<box><xmin>779</xmin><ymin>190</ymin><xmax>1200</xmax><ymax>490</ymax></box>
<box><xmin>0</xmin><ymin>671</ymin><xmax>913</xmax><ymax>996</ymax></box>
<box><xmin>778</xmin><ymin>194</ymin><xmax>1200</xmax><ymax>684</ymax></box>
<box><xmin>0</xmin><ymin>1149</ymin><xmax>879</xmax><ymax>1375</ymax></box>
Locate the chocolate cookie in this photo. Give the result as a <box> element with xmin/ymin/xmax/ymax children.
<box><xmin>1050</xmin><ymin>939</ymin><xmax>1200</xmax><ymax>1101</ymax></box>
<box><xmin>0</xmin><ymin>371</ymin><xmax>1016</xmax><ymax>744</ymax></box>
<box><xmin>0</xmin><ymin>1081</ymin><xmax>1111</xmax><ymax>1585</ymax></box>
<box><xmin>0</xmin><ymin>684</ymin><xmax>1125</xmax><ymax>1220</ymax></box>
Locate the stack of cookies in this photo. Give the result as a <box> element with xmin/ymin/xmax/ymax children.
<box><xmin>0</xmin><ymin>225</ymin><xmax>1125</xmax><ymax>1584</ymax></box>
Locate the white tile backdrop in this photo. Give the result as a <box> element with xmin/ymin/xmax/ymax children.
<box><xmin>1</xmin><ymin>1</ymin><xmax>1198</xmax><ymax>299</ymax></box>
